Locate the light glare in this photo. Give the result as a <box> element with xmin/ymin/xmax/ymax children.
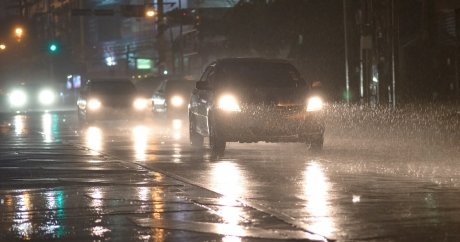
<box><xmin>146</xmin><ymin>9</ymin><xmax>155</xmax><ymax>17</ymax></box>
<box><xmin>218</xmin><ymin>95</ymin><xmax>241</xmax><ymax>112</ymax></box>
<box><xmin>134</xmin><ymin>98</ymin><xmax>148</xmax><ymax>110</ymax></box>
<box><xmin>170</xmin><ymin>95</ymin><xmax>184</xmax><ymax>107</ymax></box>
<box><xmin>88</xmin><ymin>99</ymin><xmax>101</xmax><ymax>110</ymax></box>
<box><xmin>9</xmin><ymin>90</ymin><xmax>27</xmax><ymax>107</ymax></box>
<box><xmin>38</xmin><ymin>89</ymin><xmax>55</xmax><ymax>106</ymax></box>
<box><xmin>307</xmin><ymin>96</ymin><xmax>323</xmax><ymax>112</ymax></box>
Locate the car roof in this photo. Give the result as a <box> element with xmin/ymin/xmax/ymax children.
<box><xmin>87</xmin><ymin>78</ymin><xmax>132</xmax><ymax>83</ymax></box>
<box><xmin>215</xmin><ymin>57</ymin><xmax>292</xmax><ymax>65</ymax></box>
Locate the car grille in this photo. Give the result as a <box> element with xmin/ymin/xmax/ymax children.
<box><xmin>242</xmin><ymin>104</ymin><xmax>304</xmax><ymax>117</ymax></box>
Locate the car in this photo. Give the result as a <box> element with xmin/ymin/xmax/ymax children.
<box><xmin>2</xmin><ymin>81</ymin><xmax>63</xmax><ymax>113</ymax></box>
<box><xmin>151</xmin><ymin>78</ymin><xmax>196</xmax><ymax>119</ymax></box>
<box><xmin>188</xmin><ymin>58</ymin><xmax>325</xmax><ymax>155</ymax></box>
<box><xmin>77</xmin><ymin>79</ymin><xmax>150</xmax><ymax>124</ymax></box>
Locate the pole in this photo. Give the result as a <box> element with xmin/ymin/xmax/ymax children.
<box><xmin>79</xmin><ymin>0</ymin><xmax>86</xmax><ymax>75</ymax></box>
<box><xmin>343</xmin><ymin>0</ymin><xmax>350</xmax><ymax>104</ymax></box>
<box><xmin>157</xmin><ymin>0</ymin><xmax>166</xmax><ymax>75</ymax></box>
<box><xmin>179</xmin><ymin>0</ymin><xmax>184</xmax><ymax>74</ymax></box>
<box><xmin>391</xmin><ymin>0</ymin><xmax>397</xmax><ymax>108</ymax></box>
<box><xmin>126</xmin><ymin>45</ymin><xmax>130</xmax><ymax>76</ymax></box>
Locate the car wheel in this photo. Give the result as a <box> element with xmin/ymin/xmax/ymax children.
<box><xmin>189</xmin><ymin>114</ymin><xmax>204</xmax><ymax>147</ymax></box>
<box><xmin>307</xmin><ymin>135</ymin><xmax>324</xmax><ymax>152</ymax></box>
<box><xmin>209</xmin><ymin>121</ymin><xmax>226</xmax><ymax>156</ymax></box>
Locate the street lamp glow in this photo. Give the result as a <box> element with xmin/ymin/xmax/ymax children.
<box><xmin>146</xmin><ymin>9</ymin><xmax>156</xmax><ymax>17</ymax></box>
<box><xmin>14</xmin><ymin>27</ymin><xmax>24</xmax><ymax>38</ymax></box>
<box><xmin>0</xmin><ymin>44</ymin><xmax>5</xmax><ymax>50</ymax></box>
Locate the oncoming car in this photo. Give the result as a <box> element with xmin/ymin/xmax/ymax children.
<box><xmin>3</xmin><ymin>82</ymin><xmax>61</xmax><ymax>112</ymax></box>
<box><xmin>77</xmin><ymin>79</ymin><xmax>150</xmax><ymax>124</ymax></box>
<box><xmin>151</xmin><ymin>78</ymin><xmax>196</xmax><ymax>118</ymax></box>
<box><xmin>188</xmin><ymin>58</ymin><xmax>325</xmax><ymax>155</ymax></box>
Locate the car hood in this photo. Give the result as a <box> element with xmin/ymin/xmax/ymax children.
<box><xmin>91</xmin><ymin>94</ymin><xmax>136</xmax><ymax>107</ymax></box>
<box><xmin>221</xmin><ymin>87</ymin><xmax>308</xmax><ymax>106</ymax></box>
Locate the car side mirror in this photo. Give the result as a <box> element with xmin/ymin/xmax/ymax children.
<box><xmin>196</xmin><ymin>81</ymin><xmax>210</xmax><ymax>90</ymax></box>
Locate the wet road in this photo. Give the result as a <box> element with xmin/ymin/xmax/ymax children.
<box><xmin>1</xmin><ymin>110</ymin><xmax>460</xmax><ymax>241</ymax></box>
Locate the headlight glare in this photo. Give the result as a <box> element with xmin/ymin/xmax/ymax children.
<box><xmin>8</xmin><ymin>90</ymin><xmax>27</xmax><ymax>107</ymax></box>
<box><xmin>218</xmin><ymin>95</ymin><xmax>241</xmax><ymax>112</ymax></box>
<box><xmin>38</xmin><ymin>89</ymin><xmax>55</xmax><ymax>106</ymax></box>
<box><xmin>306</xmin><ymin>96</ymin><xmax>323</xmax><ymax>112</ymax></box>
<box><xmin>133</xmin><ymin>98</ymin><xmax>148</xmax><ymax>110</ymax></box>
<box><xmin>88</xmin><ymin>99</ymin><xmax>101</xmax><ymax>111</ymax></box>
<box><xmin>170</xmin><ymin>95</ymin><xmax>184</xmax><ymax>107</ymax></box>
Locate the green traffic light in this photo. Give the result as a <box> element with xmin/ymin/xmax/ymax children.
<box><xmin>49</xmin><ymin>44</ymin><xmax>57</xmax><ymax>52</ymax></box>
<box><xmin>48</xmin><ymin>41</ymin><xmax>60</xmax><ymax>54</ymax></box>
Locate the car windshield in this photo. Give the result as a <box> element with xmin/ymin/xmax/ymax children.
<box><xmin>91</xmin><ymin>81</ymin><xmax>136</xmax><ymax>95</ymax></box>
<box><xmin>217</xmin><ymin>62</ymin><xmax>304</xmax><ymax>88</ymax></box>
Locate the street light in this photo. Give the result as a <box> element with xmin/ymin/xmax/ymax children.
<box><xmin>0</xmin><ymin>44</ymin><xmax>6</xmax><ymax>51</ymax></box>
<box><xmin>145</xmin><ymin>6</ymin><xmax>156</xmax><ymax>17</ymax></box>
<box><xmin>14</xmin><ymin>27</ymin><xmax>24</xmax><ymax>39</ymax></box>
<box><xmin>146</xmin><ymin>9</ymin><xmax>155</xmax><ymax>17</ymax></box>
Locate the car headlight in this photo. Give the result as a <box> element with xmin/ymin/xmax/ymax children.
<box><xmin>8</xmin><ymin>90</ymin><xmax>27</xmax><ymax>107</ymax></box>
<box><xmin>87</xmin><ymin>98</ymin><xmax>101</xmax><ymax>111</ymax></box>
<box><xmin>133</xmin><ymin>98</ymin><xmax>148</xmax><ymax>110</ymax></box>
<box><xmin>38</xmin><ymin>89</ymin><xmax>56</xmax><ymax>106</ymax></box>
<box><xmin>170</xmin><ymin>95</ymin><xmax>184</xmax><ymax>107</ymax></box>
<box><xmin>218</xmin><ymin>94</ymin><xmax>241</xmax><ymax>112</ymax></box>
<box><xmin>306</xmin><ymin>96</ymin><xmax>323</xmax><ymax>112</ymax></box>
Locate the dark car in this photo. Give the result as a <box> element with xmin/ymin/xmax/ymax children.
<box><xmin>77</xmin><ymin>79</ymin><xmax>150</xmax><ymax>124</ymax></box>
<box><xmin>151</xmin><ymin>78</ymin><xmax>196</xmax><ymax>118</ymax></box>
<box><xmin>188</xmin><ymin>58</ymin><xmax>325</xmax><ymax>155</ymax></box>
<box><xmin>1</xmin><ymin>81</ymin><xmax>64</xmax><ymax>113</ymax></box>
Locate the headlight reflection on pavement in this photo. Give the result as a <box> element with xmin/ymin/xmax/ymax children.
<box><xmin>41</xmin><ymin>113</ymin><xmax>60</xmax><ymax>143</ymax></box>
<box><xmin>87</xmin><ymin>187</ymin><xmax>111</xmax><ymax>237</ymax></box>
<box><xmin>172</xmin><ymin>119</ymin><xmax>182</xmax><ymax>141</ymax></box>
<box><xmin>133</xmin><ymin>125</ymin><xmax>149</xmax><ymax>161</ymax></box>
<box><xmin>12</xmin><ymin>192</ymin><xmax>33</xmax><ymax>240</ymax></box>
<box><xmin>42</xmin><ymin>191</ymin><xmax>64</xmax><ymax>237</ymax></box>
<box><xmin>211</xmin><ymin>161</ymin><xmax>247</xmax><ymax>226</ymax></box>
<box><xmin>135</xmin><ymin>186</ymin><xmax>166</xmax><ymax>241</ymax></box>
<box><xmin>85</xmin><ymin>126</ymin><xmax>103</xmax><ymax>154</ymax></box>
<box><xmin>14</xmin><ymin>115</ymin><xmax>27</xmax><ymax>135</ymax></box>
<box><xmin>303</xmin><ymin>161</ymin><xmax>336</xmax><ymax>238</ymax></box>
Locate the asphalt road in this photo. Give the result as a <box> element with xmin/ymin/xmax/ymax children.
<box><xmin>0</xmin><ymin>109</ymin><xmax>459</xmax><ymax>241</ymax></box>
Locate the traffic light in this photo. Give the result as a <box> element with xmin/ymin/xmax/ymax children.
<box><xmin>47</xmin><ymin>41</ymin><xmax>60</xmax><ymax>54</ymax></box>
<box><xmin>166</xmin><ymin>8</ymin><xmax>196</xmax><ymax>25</ymax></box>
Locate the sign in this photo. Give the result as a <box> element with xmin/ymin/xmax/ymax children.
<box><xmin>136</xmin><ymin>59</ymin><xmax>153</xmax><ymax>70</ymax></box>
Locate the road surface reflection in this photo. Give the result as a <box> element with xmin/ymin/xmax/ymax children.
<box><xmin>303</xmin><ymin>161</ymin><xmax>336</xmax><ymax>238</ymax></box>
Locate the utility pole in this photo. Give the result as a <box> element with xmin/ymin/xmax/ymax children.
<box><xmin>343</xmin><ymin>0</ymin><xmax>350</xmax><ymax>104</ymax></box>
<box><xmin>157</xmin><ymin>0</ymin><xmax>167</xmax><ymax>75</ymax></box>
<box><xmin>391</xmin><ymin>0</ymin><xmax>398</xmax><ymax>108</ymax></box>
<box><xmin>179</xmin><ymin>0</ymin><xmax>184</xmax><ymax>74</ymax></box>
<box><xmin>360</xmin><ymin>0</ymin><xmax>373</xmax><ymax>105</ymax></box>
